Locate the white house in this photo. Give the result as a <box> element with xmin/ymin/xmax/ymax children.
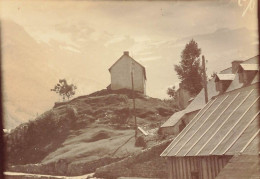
<box><xmin>108</xmin><ymin>51</ymin><xmax>146</xmax><ymax>94</ymax></box>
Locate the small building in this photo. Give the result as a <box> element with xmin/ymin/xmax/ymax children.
<box><xmin>160</xmin><ymin>78</ymin><xmax>218</xmax><ymax>135</ymax></box>
<box><xmin>161</xmin><ymin>55</ymin><xmax>259</xmax><ymax>179</ymax></box>
<box><xmin>108</xmin><ymin>51</ymin><xmax>146</xmax><ymax>94</ymax></box>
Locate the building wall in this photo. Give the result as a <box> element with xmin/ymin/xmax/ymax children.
<box><xmin>167</xmin><ymin>156</ymin><xmax>232</xmax><ymax>179</ymax></box>
<box><xmin>110</xmin><ymin>56</ymin><xmax>145</xmax><ymax>93</ymax></box>
<box><xmin>160</xmin><ymin>125</ymin><xmax>180</xmax><ymax>135</ymax></box>
<box><xmin>176</xmin><ymin>87</ymin><xmax>193</xmax><ymax>110</ymax></box>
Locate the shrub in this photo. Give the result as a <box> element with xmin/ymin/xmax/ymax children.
<box><xmin>111</xmin><ymin>108</ymin><xmax>130</xmax><ymax>124</ymax></box>
<box><xmin>157</xmin><ymin>128</ymin><xmax>162</xmax><ymax>135</ymax></box>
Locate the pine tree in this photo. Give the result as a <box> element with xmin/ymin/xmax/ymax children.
<box><xmin>174</xmin><ymin>39</ymin><xmax>203</xmax><ymax>95</ymax></box>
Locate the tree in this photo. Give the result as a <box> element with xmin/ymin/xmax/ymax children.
<box><xmin>51</xmin><ymin>79</ymin><xmax>77</xmax><ymax>101</ymax></box>
<box><xmin>174</xmin><ymin>39</ymin><xmax>203</xmax><ymax>95</ymax></box>
<box><xmin>167</xmin><ymin>86</ymin><xmax>177</xmax><ymax>99</ymax></box>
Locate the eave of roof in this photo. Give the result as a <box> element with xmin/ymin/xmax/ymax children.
<box><xmin>215</xmin><ymin>74</ymin><xmax>235</xmax><ymax>81</ymax></box>
<box><xmin>239</xmin><ymin>64</ymin><xmax>259</xmax><ymax>71</ymax></box>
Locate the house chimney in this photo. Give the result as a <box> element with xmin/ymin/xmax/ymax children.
<box><xmin>232</xmin><ymin>60</ymin><xmax>243</xmax><ymax>74</ymax></box>
<box><xmin>124</xmin><ymin>51</ymin><xmax>129</xmax><ymax>56</ymax></box>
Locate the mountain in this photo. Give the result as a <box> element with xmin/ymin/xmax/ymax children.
<box><xmin>1</xmin><ymin>20</ymin><xmax>105</xmax><ymax>129</ymax></box>
<box><xmin>2</xmin><ymin>20</ymin><xmax>60</xmax><ymax>129</ymax></box>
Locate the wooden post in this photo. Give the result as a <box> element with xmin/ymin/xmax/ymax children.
<box><xmin>131</xmin><ymin>62</ymin><xmax>137</xmax><ymax>139</ymax></box>
<box><xmin>202</xmin><ymin>55</ymin><xmax>208</xmax><ymax>103</ymax></box>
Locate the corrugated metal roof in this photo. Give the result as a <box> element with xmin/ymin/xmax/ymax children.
<box><xmin>241</xmin><ymin>55</ymin><xmax>259</xmax><ymax>64</ymax></box>
<box><xmin>215</xmin><ymin>155</ymin><xmax>260</xmax><ymax>179</ymax></box>
<box><xmin>160</xmin><ymin>110</ymin><xmax>186</xmax><ymax>128</ymax></box>
<box><xmin>161</xmin><ymin>84</ymin><xmax>259</xmax><ymax>157</ymax></box>
<box><xmin>239</xmin><ymin>64</ymin><xmax>259</xmax><ymax>71</ymax></box>
<box><xmin>225</xmin><ymin>73</ymin><xmax>244</xmax><ymax>92</ymax></box>
<box><xmin>215</xmin><ymin>74</ymin><xmax>235</xmax><ymax>81</ymax></box>
<box><xmin>160</xmin><ymin>78</ymin><xmax>219</xmax><ymax>129</ymax></box>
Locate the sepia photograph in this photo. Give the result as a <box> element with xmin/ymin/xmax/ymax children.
<box><xmin>0</xmin><ymin>0</ymin><xmax>259</xmax><ymax>178</ymax></box>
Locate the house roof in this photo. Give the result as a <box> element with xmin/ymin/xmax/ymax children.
<box><xmin>184</xmin><ymin>78</ymin><xmax>218</xmax><ymax>114</ymax></box>
<box><xmin>239</xmin><ymin>64</ymin><xmax>259</xmax><ymax>71</ymax></box>
<box><xmin>161</xmin><ymin>110</ymin><xmax>186</xmax><ymax>128</ymax></box>
<box><xmin>160</xmin><ymin>78</ymin><xmax>218</xmax><ymax>129</ymax></box>
<box><xmin>215</xmin><ymin>74</ymin><xmax>235</xmax><ymax>81</ymax></box>
<box><xmin>108</xmin><ymin>53</ymin><xmax>147</xmax><ymax>80</ymax></box>
<box><xmin>215</xmin><ymin>155</ymin><xmax>260</xmax><ymax>179</ymax></box>
<box><xmin>161</xmin><ymin>83</ymin><xmax>259</xmax><ymax>157</ymax></box>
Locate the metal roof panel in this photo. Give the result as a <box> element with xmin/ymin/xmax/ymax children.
<box><xmin>160</xmin><ymin>110</ymin><xmax>186</xmax><ymax>128</ymax></box>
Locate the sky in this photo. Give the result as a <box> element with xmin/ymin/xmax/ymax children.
<box><xmin>0</xmin><ymin>0</ymin><xmax>259</xmax><ymax>128</ymax></box>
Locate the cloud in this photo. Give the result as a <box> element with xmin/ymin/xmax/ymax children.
<box><xmin>60</xmin><ymin>45</ymin><xmax>81</xmax><ymax>53</ymax></box>
<box><xmin>139</xmin><ymin>56</ymin><xmax>162</xmax><ymax>62</ymax></box>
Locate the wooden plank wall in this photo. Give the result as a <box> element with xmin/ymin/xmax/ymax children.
<box><xmin>168</xmin><ymin>156</ymin><xmax>232</xmax><ymax>179</ymax></box>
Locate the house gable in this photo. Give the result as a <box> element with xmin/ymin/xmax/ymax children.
<box><xmin>109</xmin><ymin>51</ymin><xmax>146</xmax><ymax>80</ymax></box>
<box><xmin>108</xmin><ymin>51</ymin><xmax>146</xmax><ymax>94</ymax></box>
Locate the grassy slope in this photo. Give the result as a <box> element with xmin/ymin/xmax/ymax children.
<box><xmin>42</xmin><ymin>125</ymin><xmax>140</xmax><ymax>165</ymax></box>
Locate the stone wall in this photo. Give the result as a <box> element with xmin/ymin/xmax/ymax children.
<box><xmin>8</xmin><ymin>157</ymin><xmax>122</xmax><ymax>176</ymax></box>
<box><xmin>94</xmin><ymin>141</ymin><xmax>171</xmax><ymax>179</ymax></box>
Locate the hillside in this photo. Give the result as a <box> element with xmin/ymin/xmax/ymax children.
<box><xmin>4</xmin><ymin>89</ymin><xmax>176</xmax><ymax>176</ymax></box>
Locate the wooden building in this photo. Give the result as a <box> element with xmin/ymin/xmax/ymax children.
<box><xmin>160</xmin><ymin>78</ymin><xmax>218</xmax><ymax>136</ymax></box>
<box><xmin>215</xmin><ymin>155</ymin><xmax>260</xmax><ymax>179</ymax></box>
<box><xmin>108</xmin><ymin>51</ymin><xmax>146</xmax><ymax>94</ymax></box>
<box><xmin>161</xmin><ymin>55</ymin><xmax>259</xmax><ymax>179</ymax></box>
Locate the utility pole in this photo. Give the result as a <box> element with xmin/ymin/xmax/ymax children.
<box><xmin>202</xmin><ymin>55</ymin><xmax>208</xmax><ymax>103</ymax></box>
<box><xmin>131</xmin><ymin>61</ymin><xmax>137</xmax><ymax>139</ymax></box>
